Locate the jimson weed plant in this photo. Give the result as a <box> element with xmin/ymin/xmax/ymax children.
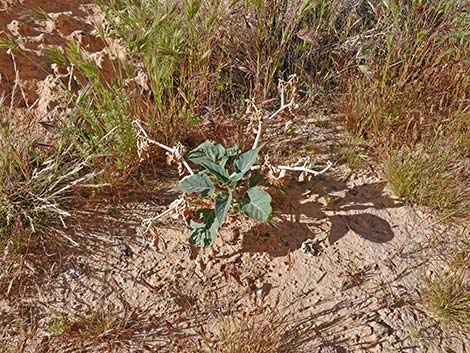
<box><xmin>175</xmin><ymin>141</ymin><xmax>271</xmax><ymax>248</ymax></box>
<box><xmin>134</xmin><ymin>76</ymin><xmax>332</xmax><ymax>248</ymax></box>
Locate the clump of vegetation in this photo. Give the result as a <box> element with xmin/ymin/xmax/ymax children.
<box><xmin>139</xmin><ymin>132</ymin><xmax>330</xmax><ymax>248</ymax></box>
<box><xmin>79</xmin><ymin>0</ymin><xmax>469</xmax><ymax>221</ymax></box>
<box><xmin>384</xmin><ymin>149</ymin><xmax>469</xmax><ymax>218</ymax></box>
<box><xmin>0</xmin><ymin>122</ymin><xmax>101</xmax><ymax>237</ymax></box>
<box><xmin>186</xmin><ymin>309</ymin><xmax>297</xmax><ymax>353</ymax></box>
<box><xmin>174</xmin><ymin>141</ymin><xmax>272</xmax><ymax>248</ymax></box>
<box><xmin>339</xmin><ymin>0</ymin><xmax>469</xmax><ymax>218</ymax></box>
<box><xmin>47</xmin><ymin>311</ymin><xmax>70</xmax><ymax>336</ymax></box>
<box><xmin>207</xmin><ymin>315</ymin><xmax>288</xmax><ymax>353</ymax></box>
<box><xmin>135</xmin><ymin>78</ymin><xmax>332</xmax><ymax>248</ymax></box>
<box><xmin>43</xmin><ymin>304</ymin><xmax>148</xmax><ymax>352</ymax></box>
<box><xmin>422</xmin><ymin>252</ymin><xmax>470</xmax><ymax>333</ymax></box>
<box><xmin>0</xmin><ymin>114</ymin><xmax>104</xmax><ymax>296</ymax></box>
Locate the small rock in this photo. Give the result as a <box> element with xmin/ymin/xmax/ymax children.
<box><xmin>119</xmin><ymin>244</ymin><xmax>132</xmax><ymax>258</ymax></box>
<box><xmin>301</xmin><ymin>239</ymin><xmax>321</xmax><ymax>256</ymax></box>
<box><xmin>179</xmin><ymin>243</ymin><xmax>191</xmax><ymax>256</ymax></box>
<box><xmin>253</xmin><ymin>280</ymin><xmax>264</xmax><ymax>298</ymax></box>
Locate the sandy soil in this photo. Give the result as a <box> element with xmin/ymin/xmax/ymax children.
<box><xmin>0</xmin><ymin>1</ymin><xmax>468</xmax><ymax>353</ymax></box>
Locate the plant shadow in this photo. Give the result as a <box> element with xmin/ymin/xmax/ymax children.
<box><xmin>241</xmin><ymin>179</ymin><xmax>403</xmax><ymax>257</ymax></box>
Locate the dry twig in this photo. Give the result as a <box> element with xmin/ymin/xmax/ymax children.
<box><xmin>132</xmin><ymin>120</ymin><xmax>194</xmax><ymax>175</ymax></box>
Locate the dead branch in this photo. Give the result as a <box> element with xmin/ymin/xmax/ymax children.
<box><xmin>132</xmin><ymin>119</ymin><xmax>194</xmax><ymax>175</ymax></box>
<box><xmin>252</xmin><ymin>75</ymin><xmax>297</xmax><ymax>149</ymax></box>
<box><xmin>276</xmin><ymin>160</ymin><xmax>333</xmax><ymax>176</ymax></box>
<box><xmin>140</xmin><ymin>196</ymin><xmax>186</xmax><ymax>240</ymax></box>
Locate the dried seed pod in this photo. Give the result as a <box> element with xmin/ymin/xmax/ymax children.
<box><xmin>267</xmin><ymin>166</ymin><xmax>287</xmax><ymax>186</ymax></box>
<box><xmin>261</xmin><ymin>154</ymin><xmax>273</xmax><ymax>171</ymax></box>
<box><xmin>296</xmin><ymin>156</ymin><xmax>314</xmax><ymax>182</ymax></box>
<box><xmin>170</xmin><ymin>197</ymin><xmax>193</xmax><ymax>225</ymax></box>
<box><xmin>136</xmin><ymin>132</ymin><xmax>150</xmax><ymax>162</ymax></box>
<box><xmin>134</xmin><ymin>69</ymin><xmax>149</xmax><ymax>91</ymax></box>
<box><xmin>262</xmin><ymin>154</ymin><xmax>287</xmax><ymax>186</ymax></box>
<box><xmin>166</xmin><ymin>143</ymin><xmax>187</xmax><ymax>176</ymax></box>
<box><xmin>298</xmin><ymin>171</ymin><xmax>312</xmax><ymax>182</ymax></box>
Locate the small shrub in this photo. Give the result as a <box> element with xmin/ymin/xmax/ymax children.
<box><xmin>174</xmin><ymin>141</ymin><xmax>272</xmax><ymax>248</ymax></box>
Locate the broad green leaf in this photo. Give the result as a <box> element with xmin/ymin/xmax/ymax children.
<box><xmin>188</xmin><ymin>209</ymin><xmax>219</xmax><ymax>248</ymax></box>
<box><xmin>240</xmin><ymin>186</ymin><xmax>272</xmax><ymax>222</ymax></box>
<box><xmin>233</xmin><ymin>146</ymin><xmax>262</xmax><ymax>175</ymax></box>
<box><xmin>187</xmin><ymin>140</ymin><xmax>226</xmax><ymax>165</ymax></box>
<box><xmin>188</xmin><ymin>221</ymin><xmax>217</xmax><ymax>248</ymax></box>
<box><xmin>215</xmin><ymin>189</ymin><xmax>232</xmax><ymax>227</ymax></box>
<box><xmin>201</xmin><ymin>160</ymin><xmax>230</xmax><ymax>183</ymax></box>
<box><xmin>225</xmin><ymin>145</ymin><xmax>241</xmax><ymax>158</ymax></box>
<box><xmin>175</xmin><ymin>173</ymin><xmax>214</xmax><ymax>197</ymax></box>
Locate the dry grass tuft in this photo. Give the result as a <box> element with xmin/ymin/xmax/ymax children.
<box><xmin>0</xmin><ymin>111</ymin><xmax>106</xmax><ymax>298</ymax></box>
<box><xmin>384</xmin><ymin>149</ymin><xmax>469</xmax><ymax>218</ymax></box>
<box><xmin>338</xmin><ymin>0</ymin><xmax>470</xmax><ymax>219</ymax></box>
<box><xmin>422</xmin><ymin>251</ymin><xmax>470</xmax><ymax>333</ymax></box>
<box><xmin>183</xmin><ymin>308</ymin><xmax>299</xmax><ymax>353</ymax></box>
<box><xmin>44</xmin><ymin>303</ymin><xmax>159</xmax><ymax>352</ymax></box>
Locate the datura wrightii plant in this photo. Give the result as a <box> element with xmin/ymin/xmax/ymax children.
<box><xmin>133</xmin><ymin>75</ymin><xmax>332</xmax><ymax>248</ymax></box>
<box><xmin>173</xmin><ymin>140</ymin><xmax>271</xmax><ymax>248</ymax></box>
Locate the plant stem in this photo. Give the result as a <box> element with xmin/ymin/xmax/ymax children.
<box><xmin>132</xmin><ymin>120</ymin><xmax>194</xmax><ymax>175</ymax></box>
<box><xmin>275</xmin><ymin>161</ymin><xmax>333</xmax><ymax>176</ymax></box>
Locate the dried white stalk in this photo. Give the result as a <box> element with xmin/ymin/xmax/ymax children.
<box><xmin>279</xmin><ymin>160</ymin><xmax>333</xmax><ymax>181</ymax></box>
<box><xmin>132</xmin><ymin>120</ymin><xmax>194</xmax><ymax>175</ymax></box>
<box><xmin>251</xmin><ymin>75</ymin><xmax>300</xmax><ymax>150</ymax></box>
<box><xmin>141</xmin><ymin>196</ymin><xmax>187</xmax><ymax>237</ymax></box>
<box><xmin>249</xmin><ymin>75</ymin><xmax>332</xmax><ymax>180</ymax></box>
<box><xmin>254</xmin><ymin>157</ymin><xmax>332</xmax><ymax>181</ymax></box>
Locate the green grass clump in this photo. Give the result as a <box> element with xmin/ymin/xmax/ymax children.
<box><xmin>385</xmin><ymin>149</ymin><xmax>469</xmax><ymax>218</ymax></box>
<box><xmin>68</xmin><ymin>85</ymin><xmax>137</xmax><ymax>171</ymax></box>
<box><xmin>47</xmin><ymin>312</ymin><xmax>70</xmax><ymax>336</ymax></box>
<box><xmin>422</xmin><ymin>253</ymin><xmax>470</xmax><ymax>333</ymax></box>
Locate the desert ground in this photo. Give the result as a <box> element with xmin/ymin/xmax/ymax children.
<box><xmin>0</xmin><ymin>1</ymin><xmax>468</xmax><ymax>352</ymax></box>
